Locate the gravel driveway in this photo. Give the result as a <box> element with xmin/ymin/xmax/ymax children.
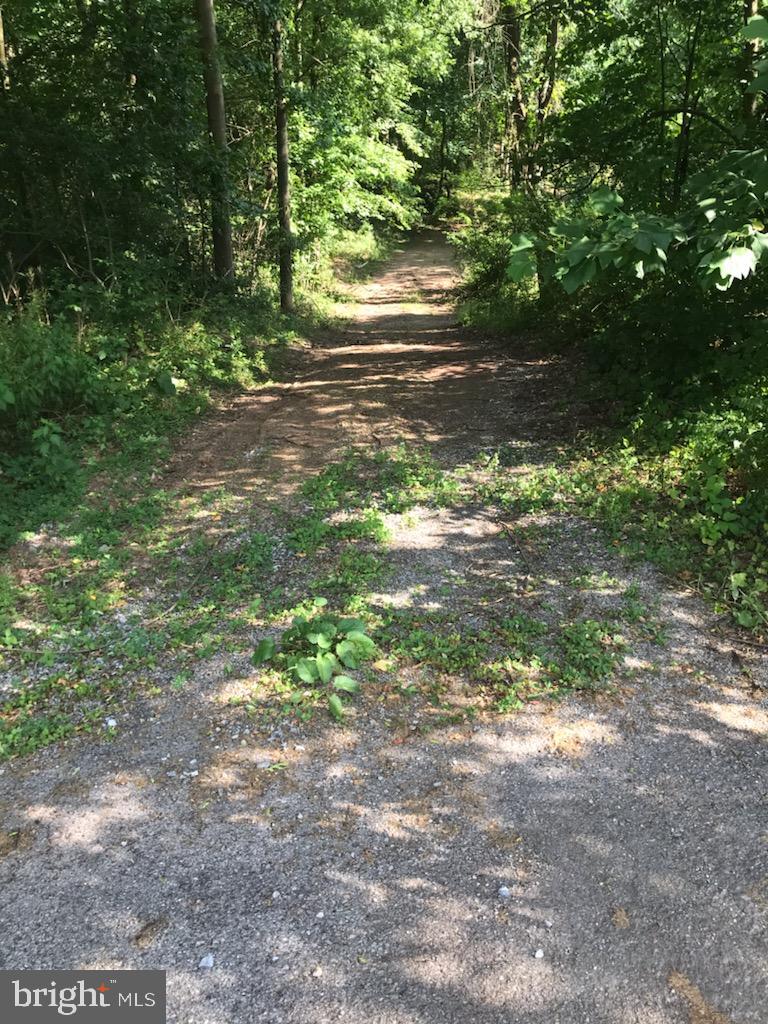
<box><xmin>2</xmin><ymin>233</ymin><xmax>766</xmax><ymax>1023</ymax></box>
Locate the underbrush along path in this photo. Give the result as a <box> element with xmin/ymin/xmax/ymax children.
<box><xmin>1</xmin><ymin>232</ymin><xmax>766</xmax><ymax>1023</ymax></box>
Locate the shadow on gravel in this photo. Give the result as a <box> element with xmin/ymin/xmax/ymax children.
<box><xmin>1</xmin><ymin>674</ymin><xmax>765</xmax><ymax>1022</ymax></box>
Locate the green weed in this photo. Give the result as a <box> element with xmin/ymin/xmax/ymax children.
<box><xmin>251</xmin><ymin>598</ymin><xmax>376</xmax><ymax>721</ymax></box>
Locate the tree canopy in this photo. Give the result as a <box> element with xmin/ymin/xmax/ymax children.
<box><xmin>2</xmin><ymin>0</ymin><xmax>768</xmax><ymax>624</ymax></box>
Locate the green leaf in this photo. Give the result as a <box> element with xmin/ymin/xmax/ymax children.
<box><xmin>593</xmin><ymin>241</ymin><xmax>622</xmax><ymax>268</ymax></box>
<box><xmin>333</xmin><ymin>675</ymin><xmax>360</xmax><ymax>694</ymax></box>
<box><xmin>295</xmin><ymin>657</ymin><xmax>320</xmax><ymax>684</ymax></box>
<box><xmin>742</xmin><ymin>15</ymin><xmax>768</xmax><ymax>40</ymax></box>
<box><xmin>645</xmin><ymin>226</ymin><xmax>674</xmax><ymax>251</ymax></box>
<box><xmin>735</xmin><ymin>608</ymin><xmax>758</xmax><ymax>628</ymax></box>
<box><xmin>559</xmin><ymin>259</ymin><xmax>596</xmax><ymax>294</ymax></box>
<box><xmin>506</xmin><ymin>234</ymin><xmax>537</xmax><ymax>283</ymax></box>
<box><xmin>0</xmin><ymin>382</ymin><xmax>15</xmax><ymax>411</ymax></box>
<box><xmin>335</xmin><ymin>639</ymin><xmax>359</xmax><ymax>668</ymax></box>
<box><xmin>307</xmin><ymin>631</ymin><xmax>333</xmax><ymax>649</ymax></box>
<box><xmin>717</xmin><ymin>247</ymin><xmax>756</xmax><ymax>280</ymax></box>
<box><xmin>565</xmin><ymin>237</ymin><xmax>595</xmax><ymax>267</ymax></box>
<box><xmin>252</xmin><ymin>638</ymin><xmax>276</xmax><ymax>665</ymax></box>
<box><xmin>746</xmin><ymin>71</ymin><xmax>768</xmax><ymax>94</ymax></box>
<box><xmin>346</xmin><ymin>630</ymin><xmax>375</xmax><ymax>653</ymax></box>
<box><xmin>509</xmin><ymin>233</ymin><xmax>535</xmax><ymax>253</ymax></box>
<box><xmin>328</xmin><ymin>693</ymin><xmax>345</xmax><ymax>721</ymax></box>
<box><xmin>588</xmin><ymin>186</ymin><xmax>623</xmax><ymax>215</ymax></box>
<box><xmin>154</xmin><ymin>370</ymin><xmax>176</xmax><ymax>396</ymax></box>
<box><xmin>506</xmin><ymin>251</ymin><xmax>537</xmax><ymax>283</ymax></box>
<box><xmin>337</xmin><ymin>617</ymin><xmax>367</xmax><ymax>635</ymax></box>
<box><xmin>316</xmin><ymin>652</ymin><xmax>337</xmax><ymax>684</ymax></box>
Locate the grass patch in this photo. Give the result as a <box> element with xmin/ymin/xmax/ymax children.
<box><xmin>381</xmin><ymin>604</ymin><xmax>626</xmax><ymax>715</ymax></box>
<box><xmin>473</xmin><ymin>441</ymin><xmax>768</xmax><ymax>631</ymax></box>
<box><xmin>0</xmin><ymin>477</ymin><xmax>280</xmax><ymax>760</ymax></box>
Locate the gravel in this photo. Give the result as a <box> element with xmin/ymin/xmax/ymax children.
<box><xmin>1</xmin><ymin>233</ymin><xmax>766</xmax><ymax>1023</ymax></box>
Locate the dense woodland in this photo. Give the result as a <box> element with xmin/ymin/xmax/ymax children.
<box><xmin>2</xmin><ymin>0</ymin><xmax>768</xmax><ymax>627</ymax></box>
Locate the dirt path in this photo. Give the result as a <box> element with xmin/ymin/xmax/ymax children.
<box><xmin>2</xmin><ymin>233</ymin><xmax>767</xmax><ymax>1023</ymax></box>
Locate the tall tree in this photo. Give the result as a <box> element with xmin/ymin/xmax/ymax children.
<box><xmin>196</xmin><ymin>0</ymin><xmax>235</xmax><ymax>280</ymax></box>
<box><xmin>742</xmin><ymin>0</ymin><xmax>760</xmax><ymax>124</ymax></box>
<box><xmin>272</xmin><ymin>16</ymin><xmax>294</xmax><ymax>312</ymax></box>
<box><xmin>0</xmin><ymin>5</ymin><xmax>9</xmax><ymax>92</ymax></box>
<box><xmin>501</xmin><ymin>2</ymin><xmax>527</xmax><ymax>186</ymax></box>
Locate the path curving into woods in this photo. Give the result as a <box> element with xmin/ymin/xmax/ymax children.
<box><xmin>1</xmin><ymin>233</ymin><xmax>766</xmax><ymax>1023</ymax></box>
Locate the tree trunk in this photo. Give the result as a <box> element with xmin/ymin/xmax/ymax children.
<box><xmin>0</xmin><ymin>5</ymin><xmax>10</xmax><ymax>92</ymax></box>
<box><xmin>671</xmin><ymin>5</ymin><xmax>704</xmax><ymax>207</ymax></box>
<box><xmin>501</xmin><ymin>3</ymin><xmax>526</xmax><ymax>187</ymax></box>
<box><xmin>536</xmin><ymin>16</ymin><xmax>558</xmax><ymax>127</ymax></box>
<box><xmin>742</xmin><ymin>0</ymin><xmax>760</xmax><ymax>124</ymax></box>
<box><xmin>435</xmin><ymin>107</ymin><xmax>448</xmax><ymax>209</ymax></box>
<box><xmin>530</xmin><ymin>13</ymin><xmax>558</xmax><ymax>181</ymax></box>
<box><xmin>655</xmin><ymin>0</ymin><xmax>668</xmax><ymax>207</ymax></box>
<box><xmin>196</xmin><ymin>0</ymin><xmax>234</xmax><ymax>280</ymax></box>
<box><xmin>273</xmin><ymin>18</ymin><xmax>294</xmax><ymax>313</ymax></box>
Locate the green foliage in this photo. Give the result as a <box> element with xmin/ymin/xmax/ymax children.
<box><xmin>0</xmin><ymin>0</ymin><xmax>464</xmax><ymax>304</ymax></box>
<box><xmin>508</xmin><ymin>151</ymin><xmax>768</xmax><ymax>294</ymax></box>
<box><xmin>288</xmin><ymin>445</ymin><xmax>457</xmax><ymax>556</ymax></box>
<box><xmin>388</xmin><ymin>623</ymin><xmax>491</xmax><ymax>674</ymax></box>
<box><xmin>0</xmin><ymin>572</ymin><xmax>19</xmax><ymax>639</ymax></box>
<box><xmin>506</xmin><ymin>235</ymin><xmax>538</xmax><ymax>283</ymax></box>
<box><xmin>252</xmin><ymin>599</ymin><xmax>376</xmax><ymax>720</ymax></box>
<box><xmin>0</xmin><ymin>0</ymin><xmax>473</xmax><ymax>551</ymax></box>
<box><xmin>489</xmin><ymin>615</ymin><xmax>625</xmax><ymax>712</ymax></box>
<box><xmin>0</xmin><ymin>291</ymin><xmax>289</xmax><ymax>549</ymax></box>
<box><xmin>451</xmin><ymin>4</ymin><xmax>768</xmax><ymax>636</ymax></box>
<box><xmin>318</xmin><ymin>549</ymin><xmax>386</xmax><ymax>593</ymax></box>
<box><xmin>367</xmin><ymin>445</ymin><xmax>461</xmax><ymax>512</ymax></box>
<box><xmin>383</xmin><ymin>604</ymin><xmax>626</xmax><ymax>713</ymax></box>
<box><xmin>0</xmin><ymin>712</ymin><xmax>77</xmax><ymax>761</ymax></box>
<box><xmin>287</xmin><ymin>508</ymin><xmax>389</xmax><ymax>556</ymax></box>
<box><xmin>478</xmin><ymin>417</ymin><xmax>768</xmax><ymax>630</ymax></box>
<box><xmin>557</xmin><ymin>619</ymin><xmax>624</xmax><ymax>688</ymax></box>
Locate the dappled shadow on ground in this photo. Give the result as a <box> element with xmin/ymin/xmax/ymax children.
<box><xmin>3</xmin><ymin>502</ymin><xmax>766</xmax><ymax>1024</ymax></box>
<box><xmin>1</xmin><ymin>653</ymin><xmax>765</xmax><ymax>1022</ymax></box>
<box><xmin>2</xmin><ymin>230</ymin><xmax>766</xmax><ymax>1023</ymax></box>
<box><xmin>158</xmin><ymin>234</ymin><xmax>565</xmax><ymax>508</ymax></box>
